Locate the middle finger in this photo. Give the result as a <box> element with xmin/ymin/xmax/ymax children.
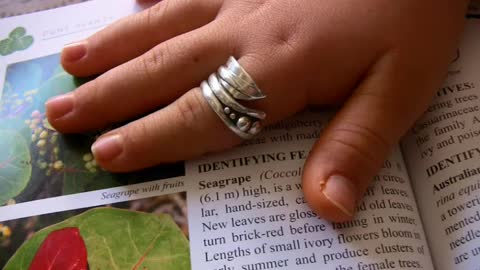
<box><xmin>47</xmin><ymin>22</ymin><xmax>231</xmax><ymax>133</ymax></box>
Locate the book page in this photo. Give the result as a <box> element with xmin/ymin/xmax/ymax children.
<box><xmin>0</xmin><ymin>1</ymin><xmax>433</xmax><ymax>269</ymax></box>
<box><xmin>185</xmin><ymin>111</ymin><xmax>434</xmax><ymax>270</ymax></box>
<box><xmin>401</xmin><ymin>19</ymin><xmax>480</xmax><ymax>270</ymax></box>
<box><xmin>0</xmin><ymin>0</ymin><xmax>86</xmax><ymax>18</ymax></box>
<box><xmin>0</xmin><ymin>0</ymin><xmax>186</xmax><ymax>218</ymax></box>
<box><xmin>0</xmin><ymin>112</ymin><xmax>435</xmax><ymax>269</ymax></box>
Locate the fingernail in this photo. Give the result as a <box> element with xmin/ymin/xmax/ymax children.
<box><xmin>320</xmin><ymin>175</ymin><xmax>356</xmax><ymax>217</ymax></box>
<box><xmin>62</xmin><ymin>41</ymin><xmax>87</xmax><ymax>62</ymax></box>
<box><xmin>45</xmin><ymin>94</ymin><xmax>74</xmax><ymax>120</ymax></box>
<box><xmin>91</xmin><ymin>134</ymin><xmax>123</xmax><ymax>162</ymax></box>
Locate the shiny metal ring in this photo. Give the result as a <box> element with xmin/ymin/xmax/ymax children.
<box><xmin>217</xmin><ymin>74</ymin><xmax>253</xmax><ymax>101</ymax></box>
<box><xmin>200</xmin><ymin>57</ymin><xmax>266</xmax><ymax>139</ymax></box>
<box><xmin>207</xmin><ymin>74</ymin><xmax>266</xmax><ymax>120</ymax></box>
<box><xmin>224</xmin><ymin>57</ymin><xmax>265</xmax><ymax>98</ymax></box>
<box><xmin>217</xmin><ymin>66</ymin><xmax>266</xmax><ymax>100</ymax></box>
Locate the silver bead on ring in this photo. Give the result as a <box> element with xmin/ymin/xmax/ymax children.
<box><xmin>200</xmin><ymin>57</ymin><xmax>266</xmax><ymax>139</ymax></box>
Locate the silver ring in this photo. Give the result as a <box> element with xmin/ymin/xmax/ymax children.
<box><xmin>217</xmin><ymin>66</ymin><xmax>266</xmax><ymax>100</ymax></box>
<box><xmin>201</xmin><ymin>56</ymin><xmax>266</xmax><ymax>139</ymax></box>
<box><xmin>217</xmin><ymin>73</ymin><xmax>253</xmax><ymax>101</ymax></box>
<box><xmin>207</xmin><ymin>74</ymin><xmax>266</xmax><ymax>120</ymax></box>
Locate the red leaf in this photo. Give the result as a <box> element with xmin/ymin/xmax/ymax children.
<box><xmin>28</xmin><ymin>227</ymin><xmax>88</xmax><ymax>270</ymax></box>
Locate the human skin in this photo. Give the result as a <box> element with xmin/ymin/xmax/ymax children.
<box><xmin>46</xmin><ymin>0</ymin><xmax>469</xmax><ymax>222</ymax></box>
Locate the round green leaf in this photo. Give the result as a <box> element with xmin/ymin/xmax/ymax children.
<box><xmin>9</xmin><ymin>27</ymin><xmax>26</xmax><ymax>39</ymax></box>
<box><xmin>0</xmin><ymin>38</ymin><xmax>15</xmax><ymax>56</ymax></box>
<box><xmin>13</xmin><ymin>35</ymin><xmax>34</xmax><ymax>51</ymax></box>
<box><xmin>5</xmin><ymin>208</ymin><xmax>190</xmax><ymax>270</ymax></box>
<box><xmin>0</xmin><ymin>118</ymin><xmax>32</xmax><ymax>144</ymax></box>
<box><xmin>0</xmin><ymin>130</ymin><xmax>32</xmax><ymax>205</ymax></box>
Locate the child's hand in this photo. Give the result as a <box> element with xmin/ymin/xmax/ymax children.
<box><xmin>46</xmin><ymin>0</ymin><xmax>468</xmax><ymax>221</ymax></box>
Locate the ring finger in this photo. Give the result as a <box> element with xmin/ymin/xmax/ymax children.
<box><xmin>62</xmin><ymin>0</ymin><xmax>223</xmax><ymax>76</ymax></box>
<box><xmin>90</xmin><ymin>54</ymin><xmax>306</xmax><ymax>171</ymax></box>
<box><xmin>47</xmin><ymin>20</ymin><xmax>232</xmax><ymax>133</ymax></box>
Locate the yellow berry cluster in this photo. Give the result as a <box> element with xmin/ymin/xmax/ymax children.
<box><xmin>0</xmin><ymin>224</ymin><xmax>11</xmax><ymax>239</ymax></box>
<box><xmin>26</xmin><ymin>110</ymin><xmax>63</xmax><ymax>176</ymax></box>
<box><xmin>83</xmin><ymin>153</ymin><xmax>98</xmax><ymax>173</ymax></box>
<box><xmin>0</xmin><ymin>88</ymin><xmax>36</xmax><ymax>115</ymax></box>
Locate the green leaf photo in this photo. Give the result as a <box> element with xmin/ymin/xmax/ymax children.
<box><xmin>1</xmin><ymin>193</ymin><xmax>190</xmax><ymax>269</ymax></box>
<box><xmin>0</xmin><ymin>54</ymin><xmax>185</xmax><ymax>206</ymax></box>
<box><xmin>0</xmin><ymin>27</ymin><xmax>33</xmax><ymax>56</ymax></box>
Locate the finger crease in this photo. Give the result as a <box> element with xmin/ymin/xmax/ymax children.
<box><xmin>327</xmin><ymin>137</ymin><xmax>379</xmax><ymax>166</ymax></box>
<box><xmin>140</xmin><ymin>54</ymin><xmax>157</xmax><ymax>85</ymax></box>
<box><xmin>336</xmin><ymin>123</ymin><xmax>390</xmax><ymax>150</ymax></box>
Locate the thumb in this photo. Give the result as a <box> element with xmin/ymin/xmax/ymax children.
<box><xmin>302</xmin><ymin>51</ymin><xmax>449</xmax><ymax>222</ymax></box>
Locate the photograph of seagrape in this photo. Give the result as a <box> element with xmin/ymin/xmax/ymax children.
<box><xmin>0</xmin><ymin>54</ymin><xmax>185</xmax><ymax>206</ymax></box>
<box><xmin>0</xmin><ymin>193</ymin><xmax>190</xmax><ymax>269</ymax></box>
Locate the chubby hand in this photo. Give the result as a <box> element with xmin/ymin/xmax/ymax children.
<box><xmin>46</xmin><ymin>0</ymin><xmax>468</xmax><ymax>221</ymax></box>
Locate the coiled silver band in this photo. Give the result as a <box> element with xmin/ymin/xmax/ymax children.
<box><xmin>201</xmin><ymin>57</ymin><xmax>266</xmax><ymax>139</ymax></box>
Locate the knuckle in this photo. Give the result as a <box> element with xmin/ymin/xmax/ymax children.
<box><xmin>237</xmin><ymin>18</ymin><xmax>299</xmax><ymax>57</ymax></box>
<box><xmin>174</xmin><ymin>89</ymin><xmax>209</xmax><ymax>132</ymax></box>
<box><xmin>174</xmin><ymin>89</ymin><xmax>242</xmax><ymax>153</ymax></box>
<box><xmin>141</xmin><ymin>37</ymin><xmax>185</xmax><ymax>73</ymax></box>
<box><xmin>139</xmin><ymin>42</ymin><xmax>176</xmax><ymax>81</ymax></box>
<box><xmin>328</xmin><ymin>122</ymin><xmax>391</xmax><ymax>166</ymax></box>
<box><xmin>143</xmin><ymin>0</ymin><xmax>168</xmax><ymax>27</ymax></box>
<box><xmin>328</xmin><ymin>136</ymin><xmax>379</xmax><ymax>172</ymax></box>
<box><xmin>140</xmin><ymin>48</ymin><xmax>164</xmax><ymax>78</ymax></box>
<box><xmin>344</xmin><ymin>122</ymin><xmax>390</xmax><ymax>149</ymax></box>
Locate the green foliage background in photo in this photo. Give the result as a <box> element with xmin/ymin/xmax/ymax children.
<box><xmin>4</xmin><ymin>208</ymin><xmax>191</xmax><ymax>270</ymax></box>
<box><xmin>0</xmin><ymin>54</ymin><xmax>185</xmax><ymax>205</ymax></box>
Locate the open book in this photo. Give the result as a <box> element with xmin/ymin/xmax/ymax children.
<box><xmin>0</xmin><ymin>1</ymin><xmax>479</xmax><ymax>269</ymax></box>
